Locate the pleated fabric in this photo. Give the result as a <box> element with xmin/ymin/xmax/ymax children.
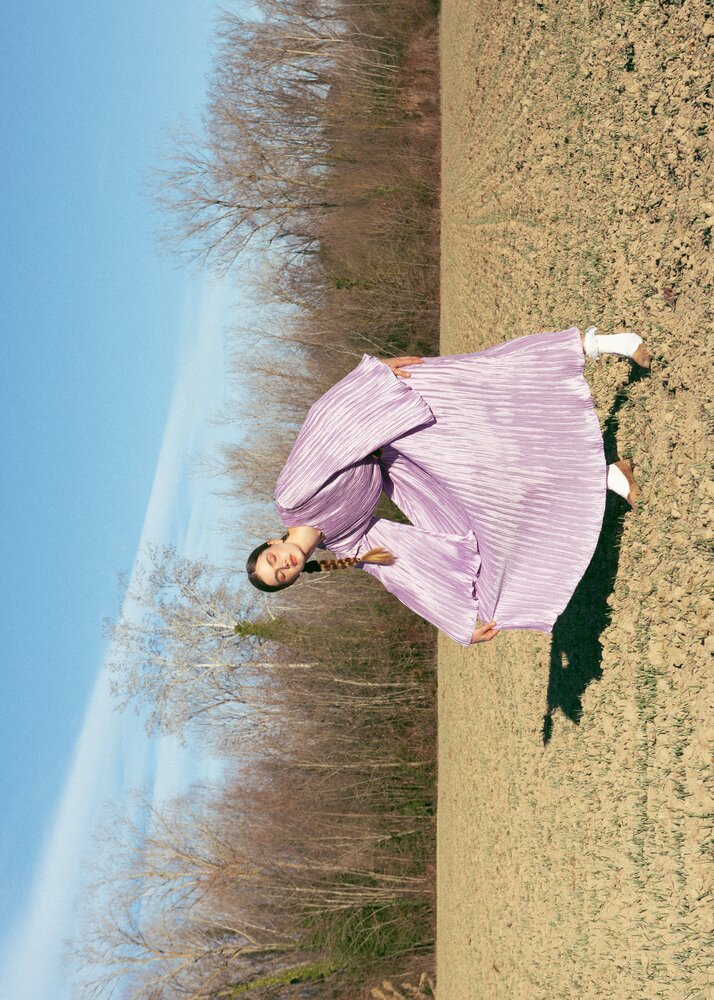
<box><xmin>274</xmin><ymin>352</ymin><xmax>434</xmax><ymax>511</ymax></box>
<box><xmin>360</xmin><ymin>327</ymin><xmax>607</xmax><ymax>638</ymax></box>
<box><xmin>275</xmin><ymin>327</ymin><xmax>607</xmax><ymax>646</ymax></box>
<box><xmin>275</xmin><ymin>353</ymin><xmax>436</xmax><ymax>554</ymax></box>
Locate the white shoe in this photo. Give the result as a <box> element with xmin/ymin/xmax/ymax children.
<box><xmin>583</xmin><ymin>326</ymin><xmax>651</xmax><ymax>369</ymax></box>
<box><xmin>613</xmin><ymin>459</ymin><xmax>641</xmax><ymax>506</ymax></box>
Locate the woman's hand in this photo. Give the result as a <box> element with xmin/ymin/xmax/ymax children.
<box><xmin>379</xmin><ymin>356</ymin><xmax>425</xmax><ymax>378</ymax></box>
<box><xmin>471</xmin><ymin>620</ymin><xmax>500</xmax><ymax>644</ymax></box>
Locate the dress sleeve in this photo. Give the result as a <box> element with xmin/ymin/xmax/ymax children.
<box><xmin>275</xmin><ymin>354</ymin><xmax>435</xmax><ymax>510</ymax></box>
<box><xmin>357</xmin><ymin>518</ymin><xmax>482</xmax><ymax>647</ymax></box>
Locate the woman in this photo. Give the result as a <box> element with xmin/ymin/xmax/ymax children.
<box><xmin>246</xmin><ymin>325</ymin><xmax>650</xmax><ymax>646</ymax></box>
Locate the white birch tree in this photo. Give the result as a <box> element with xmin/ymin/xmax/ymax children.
<box><xmin>105</xmin><ymin>544</ymin><xmax>283</xmax><ymax>740</ymax></box>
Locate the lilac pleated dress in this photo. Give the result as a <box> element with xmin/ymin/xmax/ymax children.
<box><xmin>274</xmin><ymin>326</ymin><xmax>606</xmax><ymax>646</ymax></box>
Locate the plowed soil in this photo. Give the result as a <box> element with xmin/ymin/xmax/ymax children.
<box><xmin>437</xmin><ymin>1</ymin><xmax>713</xmax><ymax>997</ymax></box>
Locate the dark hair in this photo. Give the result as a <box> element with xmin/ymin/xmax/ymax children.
<box><xmin>245</xmin><ymin>541</ymin><xmax>275</xmax><ymax>592</ymax></box>
<box><xmin>245</xmin><ymin>534</ymin><xmax>309</xmax><ymax>593</ymax></box>
<box><xmin>245</xmin><ymin>531</ymin><xmax>395</xmax><ymax>592</ymax></box>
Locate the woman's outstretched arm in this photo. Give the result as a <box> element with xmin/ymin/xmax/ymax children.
<box><xmin>275</xmin><ymin>354</ymin><xmax>435</xmax><ymax>510</ymax></box>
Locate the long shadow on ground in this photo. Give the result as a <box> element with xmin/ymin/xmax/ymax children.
<box><xmin>542</xmin><ymin>370</ymin><xmax>650</xmax><ymax>745</ymax></box>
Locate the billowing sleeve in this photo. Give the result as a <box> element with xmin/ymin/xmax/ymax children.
<box><xmin>357</xmin><ymin>518</ymin><xmax>482</xmax><ymax>647</ymax></box>
<box><xmin>275</xmin><ymin>354</ymin><xmax>435</xmax><ymax>510</ymax></box>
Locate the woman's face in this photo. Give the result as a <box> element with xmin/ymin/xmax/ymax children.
<box><xmin>254</xmin><ymin>540</ymin><xmax>305</xmax><ymax>588</ymax></box>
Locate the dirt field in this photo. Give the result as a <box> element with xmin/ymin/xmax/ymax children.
<box><xmin>437</xmin><ymin>1</ymin><xmax>712</xmax><ymax>997</ymax></box>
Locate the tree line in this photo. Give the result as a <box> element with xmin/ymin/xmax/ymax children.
<box><xmin>72</xmin><ymin>0</ymin><xmax>440</xmax><ymax>996</ymax></box>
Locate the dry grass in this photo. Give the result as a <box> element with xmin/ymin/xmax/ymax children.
<box><xmin>370</xmin><ymin>973</ymin><xmax>436</xmax><ymax>998</ymax></box>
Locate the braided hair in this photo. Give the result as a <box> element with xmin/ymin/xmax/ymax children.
<box><xmin>246</xmin><ymin>531</ymin><xmax>395</xmax><ymax>593</ymax></box>
<box><xmin>303</xmin><ymin>554</ymin><xmax>371</xmax><ymax>573</ymax></box>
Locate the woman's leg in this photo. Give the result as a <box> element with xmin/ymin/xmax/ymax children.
<box><xmin>581</xmin><ymin>326</ymin><xmax>651</xmax><ymax>368</ymax></box>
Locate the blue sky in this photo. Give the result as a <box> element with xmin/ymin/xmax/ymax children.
<box><xmin>1</xmin><ymin>2</ymin><xmax>256</xmax><ymax>995</ymax></box>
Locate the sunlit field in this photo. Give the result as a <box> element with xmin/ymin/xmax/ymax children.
<box><xmin>438</xmin><ymin>1</ymin><xmax>712</xmax><ymax>996</ymax></box>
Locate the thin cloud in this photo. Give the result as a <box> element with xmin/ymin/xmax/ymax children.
<box><xmin>0</xmin><ymin>274</ymin><xmax>233</xmax><ymax>1000</ymax></box>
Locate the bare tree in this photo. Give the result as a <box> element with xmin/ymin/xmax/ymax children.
<box><xmin>155</xmin><ymin>0</ymin><xmax>415</xmax><ymax>272</ymax></box>
<box><xmin>69</xmin><ymin>790</ymin><xmax>340</xmax><ymax>1000</ymax></box>
<box><xmin>70</xmin><ymin>763</ymin><xmax>431</xmax><ymax>997</ymax></box>
<box><xmin>82</xmin><ymin>0</ymin><xmax>442</xmax><ymax>993</ymax></box>
<box><xmin>105</xmin><ymin>545</ymin><xmax>284</xmax><ymax>740</ymax></box>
